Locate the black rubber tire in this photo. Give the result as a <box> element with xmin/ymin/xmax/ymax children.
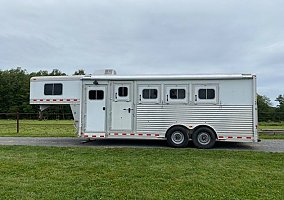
<box><xmin>166</xmin><ymin>126</ymin><xmax>189</xmax><ymax>148</ymax></box>
<box><xmin>192</xmin><ymin>127</ymin><xmax>216</xmax><ymax>149</ymax></box>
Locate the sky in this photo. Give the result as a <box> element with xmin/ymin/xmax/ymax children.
<box><xmin>0</xmin><ymin>0</ymin><xmax>283</xmax><ymax>105</ymax></box>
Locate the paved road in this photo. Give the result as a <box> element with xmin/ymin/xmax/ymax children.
<box><xmin>0</xmin><ymin>137</ymin><xmax>283</xmax><ymax>152</ymax></box>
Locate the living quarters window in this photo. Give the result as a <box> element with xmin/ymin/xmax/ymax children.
<box><xmin>89</xmin><ymin>90</ymin><xmax>104</xmax><ymax>100</ymax></box>
<box><xmin>198</xmin><ymin>89</ymin><xmax>215</xmax><ymax>99</ymax></box>
<box><xmin>142</xmin><ymin>89</ymin><xmax>158</xmax><ymax>99</ymax></box>
<box><xmin>44</xmin><ymin>83</ymin><xmax>63</xmax><ymax>95</ymax></box>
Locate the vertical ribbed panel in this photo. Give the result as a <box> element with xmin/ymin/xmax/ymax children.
<box><xmin>136</xmin><ymin>104</ymin><xmax>253</xmax><ymax>135</ymax></box>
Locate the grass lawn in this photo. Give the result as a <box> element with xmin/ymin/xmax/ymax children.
<box><xmin>0</xmin><ymin>146</ymin><xmax>283</xmax><ymax>200</ymax></box>
<box><xmin>0</xmin><ymin>120</ymin><xmax>75</xmax><ymax>137</ymax></box>
<box><xmin>0</xmin><ymin>120</ymin><xmax>284</xmax><ymax>139</ymax></box>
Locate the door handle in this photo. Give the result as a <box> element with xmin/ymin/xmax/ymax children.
<box><xmin>123</xmin><ymin>108</ymin><xmax>133</xmax><ymax>113</ymax></box>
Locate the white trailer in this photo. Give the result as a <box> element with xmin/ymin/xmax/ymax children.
<box><xmin>30</xmin><ymin>70</ymin><xmax>258</xmax><ymax>148</ymax></box>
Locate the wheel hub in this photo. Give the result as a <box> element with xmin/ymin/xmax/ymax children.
<box><xmin>171</xmin><ymin>131</ymin><xmax>184</xmax><ymax>145</ymax></box>
<box><xmin>197</xmin><ymin>132</ymin><xmax>211</xmax><ymax>145</ymax></box>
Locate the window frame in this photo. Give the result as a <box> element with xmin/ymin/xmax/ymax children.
<box><xmin>138</xmin><ymin>84</ymin><xmax>161</xmax><ymax>104</ymax></box>
<box><xmin>165</xmin><ymin>85</ymin><xmax>188</xmax><ymax>104</ymax></box>
<box><xmin>194</xmin><ymin>84</ymin><xmax>218</xmax><ymax>104</ymax></box>
<box><xmin>114</xmin><ymin>84</ymin><xmax>131</xmax><ymax>102</ymax></box>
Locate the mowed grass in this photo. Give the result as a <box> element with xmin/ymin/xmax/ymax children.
<box><xmin>0</xmin><ymin>120</ymin><xmax>75</xmax><ymax>137</ymax></box>
<box><xmin>0</xmin><ymin>120</ymin><xmax>284</xmax><ymax>139</ymax></box>
<box><xmin>0</xmin><ymin>146</ymin><xmax>283</xmax><ymax>200</ymax></box>
<box><xmin>259</xmin><ymin>122</ymin><xmax>284</xmax><ymax>139</ymax></box>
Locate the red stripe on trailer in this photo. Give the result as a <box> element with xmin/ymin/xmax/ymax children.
<box><xmin>33</xmin><ymin>99</ymin><xmax>37</xmax><ymax>101</ymax></box>
<box><xmin>46</xmin><ymin>99</ymin><xmax>50</xmax><ymax>101</ymax></box>
<box><xmin>154</xmin><ymin>134</ymin><xmax>159</xmax><ymax>137</ymax></box>
<box><xmin>122</xmin><ymin>133</ymin><xmax>127</xmax><ymax>136</ymax></box>
<box><xmin>138</xmin><ymin>133</ymin><xmax>143</xmax><ymax>136</ymax></box>
<box><xmin>130</xmin><ymin>133</ymin><xmax>135</xmax><ymax>136</ymax></box>
<box><xmin>74</xmin><ymin>99</ymin><xmax>78</xmax><ymax>101</ymax></box>
<box><xmin>218</xmin><ymin>136</ymin><xmax>224</xmax><ymax>139</ymax></box>
<box><xmin>246</xmin><ymin>137</ymin><xmax>252</xmax><ymax>139</ymax></box>
<box><xmin>114</xmin><ymin>132</ymin><xmax>118</xmax><ymax>136</ymax></box>
<box><xmin>53</xmin><ymin>99</ymin><xmax>57</xmax><ymax>101</ymax></box>
<box><xmin>146</xmin><ymin>134</ymin><xmax>151</xmax><ymax>136</ymax></box>
<box><xmin>40</xmin><ymin>99</ymin><xmax>43</xmax><ymax>101</ymax></box>
<box><xmin>92</xmin><ymin>135</ymin><xmax>96</xmax><ymax>138</ymax></box>
<box><xmin>227</xmin><ymin>136</ymin><xmax>233</xmax><ymax>139</ymax></box>
<box><xmin>237</xmin><ymin>136</ymin><xmax>242</xmax><ymax>139</ymax></box>
<box><xmin>60</xmin><ymin>99</ymin><xmax>63</xmax><ymax>101</ymax></box>
<box><xmin>66</xmin><ymin>99</ymin><xmax>71</xmax><ymax>101</ymax></box>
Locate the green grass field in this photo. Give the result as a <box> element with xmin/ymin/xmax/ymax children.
<box><xmin>0</xmin><ymin>120</ymin><xmax>75</xmax><ymax>137</ymax></box>
<box><xmin>0</xmin><ymin>146</ymin><xmax>283</xmax><ymax>200</ymax></box>
<box><xmin>0</xmin><ymin>120</ymin><xmax>283</xmax><ymax>139</ymax></box>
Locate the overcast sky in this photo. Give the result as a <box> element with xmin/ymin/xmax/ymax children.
<box><xmin>0</xmin><ymin>0</ymin><xmax>283</xmax><ymax>104</ymax></box>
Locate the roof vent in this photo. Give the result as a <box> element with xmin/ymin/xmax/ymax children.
<box><xmin>93</xmin><ymin>69</ymin><xmax>117</xmax><ymax>75</ymax></box>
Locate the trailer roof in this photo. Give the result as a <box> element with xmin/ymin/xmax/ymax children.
<box><xmin>82</xmin><ymin>74</ymin><xmax>255</xmax><ymax>80</ymax></box>
<box><xmin>31</xmin><ymin>74</ymin><xmax>255</xmax><ymax>81</ymax></box>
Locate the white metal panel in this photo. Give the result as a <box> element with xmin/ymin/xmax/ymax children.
<box><xmin>30</xmin><ymin>79</ymin><xmax>81</xmax><ymax>104</ymax></box>
<box><xmin>136</xmin><ymin>104</ymin><xmax>254</xmax><ymax>136</ymax></box>
<box><xmin>85</xmin><ymin>86</ymin><xmax>106</xmax><ymax>132</ymax></box>
<box><xmin>111</xmin><ymin>82</ymin><xmax>133</xmax><ymax>130</ymax></box>
<box><xmin>111</xmin><ymin>102</ymin><xmax>132</xmax><ymax>130</ymax></box>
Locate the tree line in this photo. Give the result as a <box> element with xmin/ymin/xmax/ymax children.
<box><xmin>0</xmin><ymin>67</ymin><xmax>283</xmax><ymax>121</ymax></box>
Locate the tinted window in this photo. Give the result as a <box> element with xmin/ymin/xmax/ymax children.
<box><xmin>207</xmin><ymin>89</ymin><xmax>215</xmax><ymax>99</ymax></box>
<box><xmin>44</xmin><ymin>83</ymin><xmax>62</xmax><ymax>95</ymax></box>
<box><xmin>198</xmin><ymin>89</ymin><xmax>215</xmax><ymax>99</ymax></box>
<box><xmin>89</xmin><ymin>90</ymin><xmax>104</xmax><ymax>100</ymax></box>
<box><xmin>142</xmin><ymin>89</ymin><xmax>157</xmax><ymax>99</ymax></box>
<box><xmin>118</xmin><ymin>87</ymin><xmax>128</xmax><ymax>97</ymax></box>
<box><xmin>170</xmin><ymin>89</ymin><xmax>185</xmax><ymax>99</ymax></box>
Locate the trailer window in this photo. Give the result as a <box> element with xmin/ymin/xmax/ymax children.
<box><xmin>170</xmin><ymin>89</ymin><xmax>185</xmax><ymax>99</ymax></box>
<box><xmin>89</xmin><ymin>90</ymin><xmax>104</xmax><ymax>100</ymax></box>
<box><xmin>44</xmin><ymin>83</ymin><xmax>62</xmax><ymax>95</ymax></box>
<box><xmin>118</xmin><ymin>87</ymin><xmax>128</xmax><ymax>97</ymax></box>
<box><xmin>198</xmin><ymin>89</ymin><xmax>215</xmax><ymax>99</ymax></box>
<box><xmin>142</xmin><ymin>89</ymin><xmax>158</xmax><ymax>99</ymax></box>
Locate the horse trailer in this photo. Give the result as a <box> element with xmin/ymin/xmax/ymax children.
<box><xmin>30</xmin><ymin>70</ymin><xmax>258</xmax><ymax>148</ymax></box>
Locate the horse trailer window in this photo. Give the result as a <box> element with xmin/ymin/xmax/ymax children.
<box><xmin>44</xmin><ymin>83</ymin><xmax>62</xmax><ymax>95</ymax></box>
<box><xmin>170</xmin><ymin>89</ymin><xmax>185</xmax><ymax>99</ymax></box>
<box><xmin>142</xmin><ymin>89</ymin><xmax>158</xmax><ymax>99</ymax></box>
<box><xmin>198</xmin><ymin>89</ymin><xmax>215</xmax><ymax>99</ymax></box>
<box><xmin>89</xmin><ymin>90</ymin><xmax>104</xmax><ymax>100</ymax></box>
<box><xmin>118</xmin><ymin>87</ymin><xmax>128</xmax><ymax>97</ymax></box>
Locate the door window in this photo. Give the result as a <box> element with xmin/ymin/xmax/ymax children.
<box><xmin>89</xmin><ymin>90</ymin><xmax>104</xmax><ymax>100</ymax></box>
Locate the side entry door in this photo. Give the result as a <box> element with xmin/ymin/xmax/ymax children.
<box><xmin>85</xmin><ymin>85</ymin><xmax>107</xmax><ymax>133</ymax></box>
<box><xmin>111</xmin><ymin>82</ymin><xmax>133</xmax><ymax>131</ymax></box>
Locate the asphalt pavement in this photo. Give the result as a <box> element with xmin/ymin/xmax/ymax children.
<box><xmin>0</xmin><ymin>137</ymin><xmax>283</xmax><ymax>152</ymax></box>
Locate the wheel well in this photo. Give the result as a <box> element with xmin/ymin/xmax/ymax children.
<box><xmin>192</xmin><ymin>125</ymin><xmax>217</xmax><ymax>139</ymax></box>
<box><xmin>165</xmin><ymin>125</ymin><xmax>190</xmax><ymax>138</ymax></box>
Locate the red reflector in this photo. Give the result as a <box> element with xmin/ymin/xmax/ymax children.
<box><xmin>138</xmin><ymin>133</ymin><xmax>143</xmax><ymax>136</ymax></box>
<box><xmin>155</xmin><ymin>134</ymin><xmax>159</xmax><ymax>136</ymax></box>
<box><xmin>246</xmin><ymin>137</ymin><xmax>252</xmax><ymax>139</ymax></box>
<box><xmin>146</xmin><ymin>134</ymin><xmax>151</xmax><ymax>136</ymax></box>
<box><xmin>114</xmin><ymin>133</ymin><xmax>118</xmax><ymax>136</ymax></box>
<box><xmin>130</xmin><ymin>133</ymin><xmax>135</xmax><ymax>136</ymax></box>
<box><xmin>122</xmin><ymin>133</ymin><xmax>127</xmax><ymax>136</ymax></box>
<box><xmin>92</xmin><ymin>135</ymin><xmax>96</xmax><ymax>138</ymax></box>
<box><xmin>237</xmin><ymin>136</ymin><xmax>242</xmax><ymax>139</ymax></box>
<box><xmin>228</xmin><ymin>136</ymin><xmax>233</xmax><ymax>139</ymax></box>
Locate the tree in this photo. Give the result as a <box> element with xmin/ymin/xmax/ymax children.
<box><xmin>257</xmin><ymin>95</ymin><xmax>275</xmax><ymax>121</ymax></box>
<box><xmin>275</xmin><ymin>95</ymin><xmax>284</xmax><ymax>121</ymax></box>
<box><xmin>73</xmin><ymin>69</ymin><xmax>85</xmax><ymax>75</ymax></box>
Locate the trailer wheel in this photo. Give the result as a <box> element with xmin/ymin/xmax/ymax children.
<box><xmin>167</xmin><ymin>126</ymin><xmax>189</xmax><ymax>148</ymax></box>
<box><xmin>192</xmin><ymin>127</ymin><xmax>216</xmax><ymax>149</ymax></box>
